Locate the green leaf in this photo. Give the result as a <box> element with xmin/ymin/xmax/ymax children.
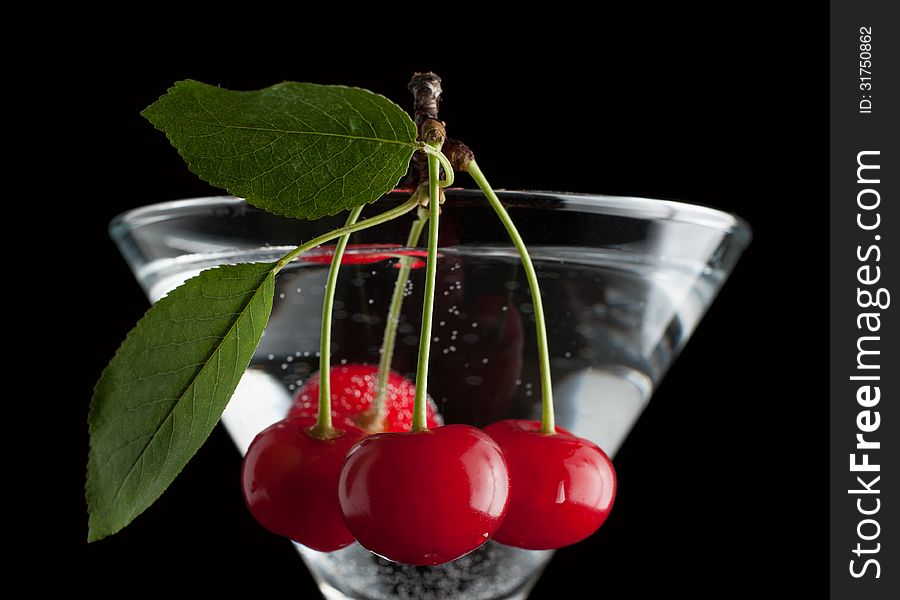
<box><xmin>86</xmin><ymin>262</ymin><xmax>276</xmax><ymax>541</ymax></box>
<box><xmin>142</xmin><ymin>80</ymin><xmax>418</xmax><ymax>219</ymax></box>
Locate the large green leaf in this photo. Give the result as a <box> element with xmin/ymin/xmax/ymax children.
<box><xmin>142</xmin><ymin>80</ymin><xmax>418</xmax><ymax>219</ymax></box>
<box><xmin>87</xmin><ymin>262</ymin><xmax>276</xmax><ymax>541</ymax></box>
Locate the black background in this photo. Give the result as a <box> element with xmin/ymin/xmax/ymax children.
<box><xmin>56</xmin><ymin>8</ymin><xmax>827</xmax><ymax>597</ymax></box>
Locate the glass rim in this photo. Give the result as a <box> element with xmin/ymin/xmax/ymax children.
<box><xmin>111</xmin><ymin>190</ymin><xmax>752</xmax><ymax>245</ymax></box>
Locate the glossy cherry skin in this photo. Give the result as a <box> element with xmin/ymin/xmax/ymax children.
<box><xmin>241</xmin><ymin>418</ymin><xmax>365</xmax><ymax>551</ymax></box>
<box><xmin>288</xmin><ymin>365</ymin><xmax>441</xmax><ymax>432</ymax></box>
<box><xmin>483</xmin><ymin>419</ymin><xmax>616</xmax><ymax>550</ymax></box>
<box><xmin>338</xmin><ymin>425</ymin><xmax>510</xmax><ymax>565</ymax></box>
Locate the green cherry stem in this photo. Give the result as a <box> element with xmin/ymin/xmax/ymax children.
<box><xmin>466</xmin><ymin>160</ymin><xmax>555</xmax><ymax>434</ymax></box>
<box><xmin>309</xmin><ymin>205</ymin><xmax>364</xmax><ymax>438</ymax></box>
<box><xmin>411</xmin><ymin>147</ymin><xmax>443</xmax><ymax>432</ymax></box>
<box><xmin>369</xmin><ymin>199</ymin><xmax>429</xmax><ymax>430</ymax></box>
<box><xmin>273</xmin><ymin>197</ymin><xmax>420</xmax><ymax>273</ymax></box>
<box><xmin>422</xmin><ymin>144</ymin><xmax>455</xmax><ymax>188</ymax></box>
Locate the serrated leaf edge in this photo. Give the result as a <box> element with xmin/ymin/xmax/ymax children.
<box><xmin>141</xmin><ymin>80</ymin><xmax>418</xmax><ymax>220</ymax></box>
<box><xmin>86</xmin><ymin>262</ymin><xmax>275</xmax><ymax>542</ymax></box>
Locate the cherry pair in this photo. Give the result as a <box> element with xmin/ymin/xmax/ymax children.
<box><xmin>241</xmin><ymin>367</ymin><xmax>616</xmax><ymax>565</ymax></box>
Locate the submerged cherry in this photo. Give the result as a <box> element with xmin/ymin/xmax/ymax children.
<box><xmin>288</xmin><ymin>365</ymin><xmax>441</xmax><ymax>432</ymax></box>
<box><xmin>299</xmin><ymin>243</ymin><xmax>428</xmax><ymax>268</ymax></box>
<box><xmin>338</xmin><ymin>424</ymin><xmax>510</xmax><ymax>565</ymax></box>
<box><xmin>483</xmin><ymin>419</ymin><xmax>616</xmax><ymax>550</ymax></box>
<box><xmin>241</xmin><ymin>418</ymin><xmax>364</xmax><ymax>552</ymax></box>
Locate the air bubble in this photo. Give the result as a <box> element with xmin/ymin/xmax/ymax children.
<box><xmin>267</xmin><ymin>354</ymin><xmax>275</xmax><ymax>361</ymax></box>
<box><xmin>279</xmin><ymin>293</ymin><xmax>285</xmax><ymax>299</ymax></box>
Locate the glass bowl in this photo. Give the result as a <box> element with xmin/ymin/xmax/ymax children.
<box><xmin>110</xmin><ymin>190</ymin><xmax>750</xmax><ymax>600</ymax></box>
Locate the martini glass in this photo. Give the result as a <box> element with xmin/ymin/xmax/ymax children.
<box><xmin>110</xmin><ymin>190</ymin><xmax>750</xmax><ymax>600</ymax></box>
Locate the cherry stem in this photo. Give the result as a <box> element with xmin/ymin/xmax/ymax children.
<box><xmin>466</xmin><ymin>160</ymin><xmax>555</xmax><ymax>434</ymax></box>
<box><xmin>309</xmin><ymin>205</ymin><xmax>364</xmax><ymax>438</ymax></box>
<box><xmin>371</xmin><ymin>197</ymin><xmax>429</xmax><ymax>430</ymax></box>
<box><xmin>422</xmin><ymin>144</ymin><xmax>455</xmax><ymax>188</ymax></box>
<box><xmin>411</xmin><ymin>146</ymin><xmax>443</xmax><ymax>432</ymax></box>
<box><xmin>273</xmin><ymin>197</ymin><xmax>420</xmax><ymax>273</ymax></box>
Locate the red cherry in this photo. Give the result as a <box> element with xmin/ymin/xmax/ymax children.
<box><xmin>299</xmin><ymin>244</ymin><xmax>428</xmax><ymax>267</ymax></box>
<box><xmin>288</xmin><ymin>365</ymin><xmax>441</xmax><ymax>432</ymax></box>
<box><xmin>241</xmin><ymin>418</ymin><xmax>364</xmax><ymax>551</ymax></box>
<box><xmin>338</xmin><ymin>425</ymin><xmax>510</xmax><ymax>565</ymax></box>
<box><xmin>483</xmin><ymin>419</ymin><xmax>616</xmax><ymax>550</ymax></box>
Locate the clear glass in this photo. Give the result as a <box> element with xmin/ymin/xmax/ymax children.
<box><xmin>110</xmin><ymin>190</ymin><xmax>750</xmax><ymax>600</ymax></box>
